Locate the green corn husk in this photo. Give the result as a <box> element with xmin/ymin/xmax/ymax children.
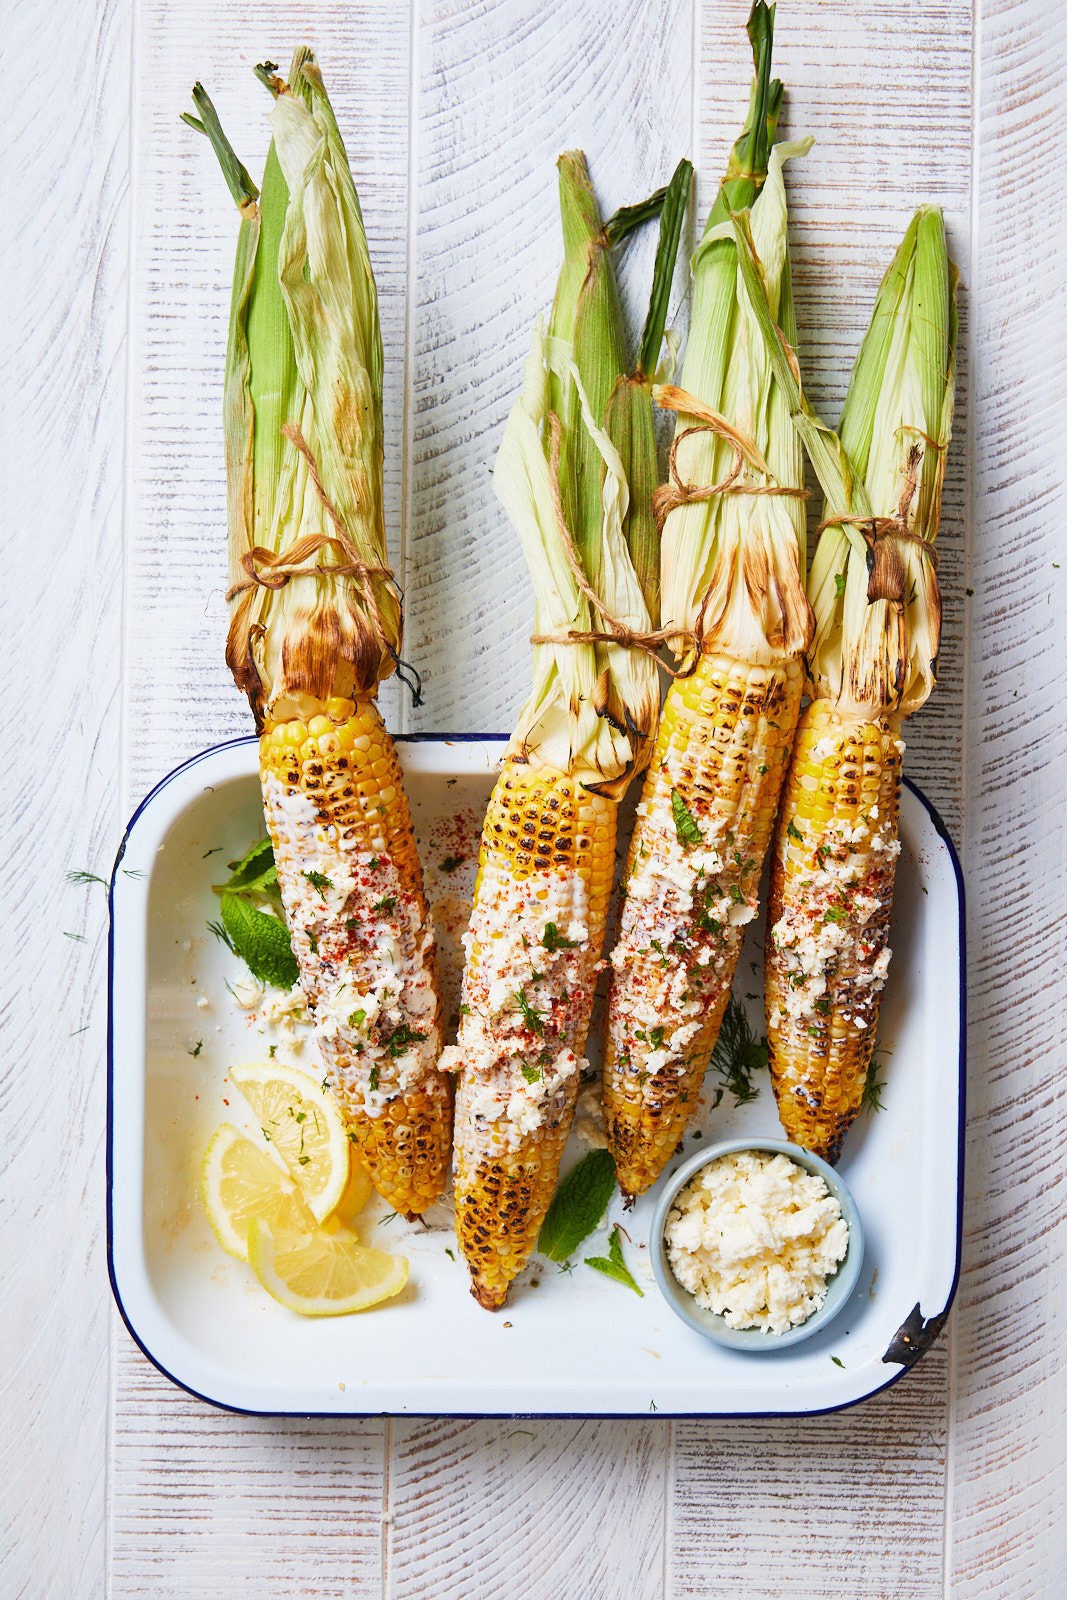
<box><xmin>187</xmin><ymin>49</ymin><xmax>401</xmax><ymax>728</ymax></box>
<box><xmin>495</xmin><ymin>152</ymin><xmax>689</xmax><ymax>794</ymax></box>
<box><xmin>657</xmin><ymin>0</ymin><xmax>812</xmax><ymax>667</ymax></box>
<box><xmin>735</xmin><ymin>205</ymin><xmax>958</xmax><ymax>714</ymax></box>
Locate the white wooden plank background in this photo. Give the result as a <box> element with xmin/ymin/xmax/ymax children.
<box><xmin>4</xmin><ymin>0</ymin><xmax>1065</xmax><ymax>1594</ymax></box>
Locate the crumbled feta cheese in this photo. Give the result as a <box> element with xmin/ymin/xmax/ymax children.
<box><xmin>665</xmin><ymin>1150</ymin><xmax>849</xmax><ymax>1333</ymax></box>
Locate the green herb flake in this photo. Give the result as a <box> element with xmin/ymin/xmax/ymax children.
<box><xmin>303</xmin><ymin>869</ymin><xmax>333</xmax><ymax>897</ymax></box>
<box><xmin>671</xmin><ymin>787</ymin><xmax>702</xmax><ymax>849</ymax></box>
<box><xmin>823</xmin><ymin>908</ymin><xmax>847</xmax><ymax>924</ymax></box>
<box><xmin>348</xmin><ymin>1009</ymin><xmax>367</xmax><ymax>1029</ymax></box>
<box><xmin>862</xmin><ymin>1049</ymin><xmax>889</xmax><ymax>1114</ymax></box>
<box><xmin>585</xmin><ymin>1225</ymin><xmax>643</xmax><ymax>1296</ymax></box>
<box><xmin>515</xmin><ymin>989</ymin><xmax>544</xmax><ymax>1036</ymax></box>
<box><xmin>444</xmin><ymin>1247</ymin><xmax>456</xmax><ymax>1261</ymax></box>
<box><xmin>542</xmin><ymin>921</ymin><xmax>578</xmax><ymax>953</ymax></box>
<box><xmin>66</xmin><ymin>869</ymin><xmax>107</xmax><ymax>888</ymax></box>
<box><xmin>521</xmin><ymin>1064</ymin><xmax>542</xmax><ymax>1084</ymax></box>
<box><xmin>369</xmin><ymin>1065</ymin><xmax>380</xmax><ymax>1092</ymax></box>
<box><xmin>374</xmin><ymin>895</ymin><xmax>397</xmax><ymax>916</ymax></box>
<box><xmin>537</xmin><ymin>1149</ymin><xmax>617</xmax><ymax>1263</ymax></box>
<box><xmin>831</xmin><ymin>1355</ymin><xmax>845</xmax><ymax>1368</ymax></box>
<box><xmin>269</xmin><ymin>1044</ymin><xmax>277</xmax><ymax>1059</ymax></box>
<box><xmin>787</xmin><ymin>819</ymin><xmax>804</xmax><ymax>843</ymax></box>
<box><xmin>381</xmin><ymin>1023</ymin><xmax>428</xmax><ymax>1059</ymax></box>
<box><xmin>439</xmin><ymin>855</ymin><xmax>465</xmax><ymax>874</ymax></box>
<box><xmin>189</xmin><ymin>1040</ymin><xmax>203</xmax><ymax>1058</ymax></box>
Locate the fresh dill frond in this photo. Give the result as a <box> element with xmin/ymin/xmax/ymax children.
<box><xmin>708</xmin><ymin>994</ymin><xmax>769</xmax><ymax>1106</ymax></box>
<box><xmin>862</xmin><ymin>1048</ymin><xmax>889</xmax><ymax>1113</ymax></box>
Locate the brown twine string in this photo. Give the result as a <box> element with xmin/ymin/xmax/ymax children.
<box><xmin>813</xmin><ymin>443</ymin><xmax>939</xmax><ymax>570</ymax></box>
<box><xmin>650</xmin><ymin>385</ymin><xmax>809</xmax><ymax>534</ymax></box>
<box><xmin>528</xmin><ymin>415</ymin><xmax>695</xmax><ymax>675</ymax></box>
<box><xmin>225</xmin><ymin>424</ymin><xmax>423</xmax><ymax>705</ymax></box>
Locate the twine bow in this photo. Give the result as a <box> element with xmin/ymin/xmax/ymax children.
<box><xmin>815</xmin><ymin>444</ymin><xmax>938</xmax><ymax>607</ymax></box>
<box><xmin>226</xmin><ymin>423</ymin><xmax>423</xmax><ymax>705</ymax></box>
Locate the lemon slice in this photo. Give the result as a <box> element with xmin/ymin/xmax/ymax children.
<box><xmin>332</xmin><ymin>1154</ymin><xmax>375</xmax><ymax>1224</ymax></box>
<box><xmin>201</xmin><ymin>1124</ymin><xmax>314</xmax><ymax>1261</ymax></box>
<box><xmin>247</xmin><ymin>1217</ymin><xmax>409</xmax><ymax>1316</ymax></box>
<box><xmin>229</xmin><ymin>1062</ymin><xmax>349</xmax><ymax>1221</ymax></box>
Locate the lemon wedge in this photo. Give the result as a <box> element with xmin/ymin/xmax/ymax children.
<box><xmin>332</xmin><ymin>1153</ymin><xmax>375</xmax><ymax>1224</ymax></box>
<box><xmin>247</xmin><ymin>1217</ymin><xmax>409</xmax><ymax>1315</ymax></box>
<box><xmin>229</xmin><ymin>1062</ymin><xmax>350</xmax><ymax>1222</ymax></box>
<box><xmin>201</xmin><ymin>1123</ymin><xmax>314</xmax><ymax>1261</ymax></box>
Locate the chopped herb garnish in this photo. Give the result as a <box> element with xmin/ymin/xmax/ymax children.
<box><xmin>306</xmin><ymin>929</ymin><xmax>319</xmax><ymax>954</ymax></box>
<box><xmin>446</xmin><ymin>778</ymin><xmax>457</xmax><ymax>787</ymax></box>
<box><xmin>521</xmin><ymin>1064</ymin><xmax>542</xmax><ymax>1084</ymax></box>
<box><xmin>348</xmin><ymin>1009</ymin><xmax>367</xmax><ymax>1029</ymax></box>
<box><xmin>66</xmin><ymin>869</ymin><xmax>106</xmax><ymax>888</ymax></box>
<box><xmin>269</xmin><ymin>1044</ymin><xmax>277</xmax><ymax>1059</ymax></box>
<box><xmin>380</xmin><ymin>1023</ymin><xmax>428</xmax><ymax>1059</ymax></box>
<box><xmin>444</xmin><ymin>1247</ymin><xmax>456</xmax><ymax>1261</ymax></box>
<box><xmin>787</xmin><ymin>818</ymin><xmax>803</xmax><ymax>843</ymax></box>
<box><xmin>439</xmin><ymin>855</ymin><xmax>464</xmax><ymax>874</ymax></box>
<box><xmin>303</xmin><ymin>869</ymin><xmax>333</xmax><ymax>897</ymax></box>
<box><xmin>671</xmin><ymin>787</ymin><xmax>702</xmax><ymax>849</ymax></box>
<box><xmin>585</xmin><ymin>1225</ymin><xmax>643</xmax><ymax>1296</ymax></box>
<box><xmin>823</xmin><ymin>908</ymin><xmax>846</xmax><ymax>924</ymax></box>
<box><xmin>368</xmin><ymin>857</ymin><xmax>380</xmax><ymax>870</ymax></box>
<box><xmin>369</xmin><ymin>1065</ymin><xmax>380</xmax><ymax>1092</ymax></box>
<box><xmin>63</xmin><ymin>931</ymin><xmax>86</xmax><ymax>943</ymax></box>
<box><xmin>374</xmin><ymin>896</ymin><xmax>397</xmax><ymax>916</ymax></box>
<box><xmin>514</xmin><ymin>989</ymin><xmax>544</xmax><ymax>1036</ymax></box>
<box><xmin>542</xmin><ymin>921</ymin><xmax>578</xmax><ymax>953</ymax></box>
<box><xmin>189</xmin><ymin>1040</ymin><xmax>203</xmax><ymax>1058</ymax></box>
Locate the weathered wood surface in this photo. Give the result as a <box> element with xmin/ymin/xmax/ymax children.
<box><xmin>4</xmin><ymin>0</ymin><xmax>1065</xmax><ymax>1594</ymax></box>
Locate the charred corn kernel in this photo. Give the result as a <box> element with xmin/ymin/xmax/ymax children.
<box><xmin>448</xmin><ymin>760</ymin><xmax>617</xmax><ymax>1309</ymax></box>
<box><xmin>603</xmin><ymin>652</ymin><xmax>804</xmax><ymax>1200</ymax></box>
<box><xmin>764</xmin><ymin>700</ymin><xmax>903</xmax><ymax>1164</ymax></box>
<box><xmin>260</xmin><ymin>697</ymin><xmax>452</xmax><ymax>1218</ymax></box>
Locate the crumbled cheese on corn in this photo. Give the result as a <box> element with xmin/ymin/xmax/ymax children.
<box><xmin>665</xmin><ymin>1150</ymin><xmax>849</xmax><ymax>1333</ymax></box>
<box><xmin>263</xmin><ymin>776</ymin><xmax>440</xmax><ymax>1117</ymax></box>
<box><xmin>445</xmin><ymin>863</ymin><xmax>592</xmax><ymax>1149</ymax></box>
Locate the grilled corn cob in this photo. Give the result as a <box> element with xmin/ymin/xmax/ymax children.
<box><xmin>451</xmin><ymin>763</ymin><xmax>616</xmax><ymax>1307</ymax></box>
<box><xmin>603</xmin><ymin>5</ymin><xmax>813</xmax><ymax>1200</ymax></box>
<box><xmin>764</xmin><ymin>704</ymin><xmax>902</xmax><ymax>1160</ymax></box>
<box><xmin>447</xmin><ymin>152</ymin><xmax>684</xmax><ymax>1307</ymax></box>
<box><xmin>740</xmin><ymin>207</ymin><xmax>958</xmax><ymax>1160</ymax></box>
<box><xmin>189</xmin><ymin>51</ymin><xmax>450</xmax><ymax>1217</ymax></box>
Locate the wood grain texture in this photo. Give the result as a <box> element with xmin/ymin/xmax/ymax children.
<box><xmin>2</xmin><ymin>0</ymin><xmax>130</xmax><ymax>1594</ymax></box>
<box><xmin>388</xmin><ymin>1417</ymin><xmax>668</xmax><ymax>1599</ymax></box>
<box><xmin>949</xmin><ymin>0</ymin><xmax>1067</xmax><ymax>1593</ymax></box>
<box><xmin>109</xmin><ymin>1342</ymin><xmax>386</xmax><ymax>1597</ymax></box>
<box><xmin>672</xmin><ymin>1346</ymin><xmax>949</xmax><ymax>1597</ymax></box>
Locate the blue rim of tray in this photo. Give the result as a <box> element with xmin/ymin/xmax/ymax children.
<box><xmin>107</xmin><ymin>733</ymin><xmax>966</xmax><ymax>1421</ymax></box>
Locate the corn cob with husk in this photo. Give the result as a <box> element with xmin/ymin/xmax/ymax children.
<box><xmin>445</xmin><ymin>151</ymin><xmax>688</xmax><ymax>1308</ymax></box>
<box><xmin>186</xmin><ymin>51</ymin><xmax>451</xmax><ymax>1219</ymax></box>
<box><xmin>602</xmin><ymin>3</ymin><xmax>813</xmax><ymax>1203</ymax></box>
<box><xmin>736</xmin><ymin>206</ymin><xmax>957</xmax><ymax>1162</ymax></box>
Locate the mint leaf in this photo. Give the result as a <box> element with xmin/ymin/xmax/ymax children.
<box><xmin>221</xmin><ymin>837</ymin><xmax>277</xmax><ymax>893</ymax></box>
<box><xmin>585</xmin><ymin>1225</ymin><xmax>643</xmax><ymax>1296</ymax></box>
<box><xmin>219</xmin><ymin>892</ymin><xmax>299</xmax><ymax>989</ymax></box>
<box><xmin>537</xmin><ymin>1149</ymin><xmax>616</xmax><ymax>1262</ymax></box>
<box><xmin>671</xmin><ymin>787</ymin><xmax>702</xmax><ymax>849</ymax></box>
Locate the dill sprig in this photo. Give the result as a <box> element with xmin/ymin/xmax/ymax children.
<box><xmin>709</xmin><ymin>994</ymin><xmax>769</xmax><ymax>1108</ymax></box>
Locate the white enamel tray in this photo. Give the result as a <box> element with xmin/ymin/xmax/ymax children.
<box><xmin>108</xmin><ymin>734</ymin><xmax>964</xmax><ymax>1417</ymax></box>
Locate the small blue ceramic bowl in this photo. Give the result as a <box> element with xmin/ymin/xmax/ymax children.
<box><xmin>650</xmin><ymin>1137</ymin><xmax>864</xmax><ymax>1351</ymax></box>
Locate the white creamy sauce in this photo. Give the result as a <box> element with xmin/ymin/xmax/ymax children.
<box><xmin>607</xmin><ymin>771</ymin><xmax>755</xmax><ymax>1092</ymax></box>
<box><xmin>448</xmin><ymin>864</ymin><xmax>591</xmax><ymax>1151</ymax></box>
<box><xmin>770</xmin><ymin>813</ymin><xmax>897</xmax><ymax>1025</ymax></box>
<box><xmin>262</xmin><ymin>775</ymin><xmax>440</xmax><ymax>1118</ymax></box>
<box><xmin>665</xmin><ymin>1150</ymin><xmax>849</xmax><ymax>1333</ymax></box>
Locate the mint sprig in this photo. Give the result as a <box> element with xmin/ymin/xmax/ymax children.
<box><xmin>585</xmin><ymin>1225</ymin><xmax>643</xmax><ymax>1296</ymax></box>
<box><xmin>537</xmin><ymin>1149</ymin><xmax>616</xmax><ymax>1263</ymax></box>
<box><xmin>218</xmin><ymin>891</ymin><xmax>299</xmax><ymax>990</ymax></box>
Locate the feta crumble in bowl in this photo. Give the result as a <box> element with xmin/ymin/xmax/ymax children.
<box><xmin>650</xmin><ymin>1139</ymin><xmax>864</xmax><ymax>1351</ymax></box>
